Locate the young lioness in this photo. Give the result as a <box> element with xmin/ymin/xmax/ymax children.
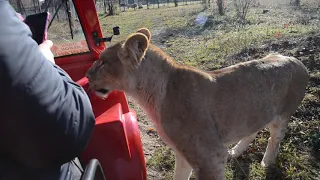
<box><xmin>86</xmin><ymin>28</ymin><xmax>309</xmax><ymax>180</ymax></box>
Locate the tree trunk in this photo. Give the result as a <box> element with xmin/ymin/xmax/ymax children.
<box><xmin>174</xmin><ymin>0</ymin><xmax>178</xmax><ymax>7</ymax></box>
<box><xmin>294</xmin><ymin>0</ymin><xmax>300</xmax><ymax>6</ymax></box>
<box><xmin>38</xmin><ymin>0</ymin><xmax>41</xmax><ymax>12</ymax></box>
<box><xmin>54</xmin><ymin>0</ymin><xmax>60</xmax><ymax>21</ymax></box>
<box><xmin>33</xmin><ymin>0</ymin><xmax>37</xmax><ymax>13</ymax></box>
<box><xmin>107</xmin><ymin>0</ymin><xmax>114</xmax><ymax>15</ymax></box>
<box><xmin>217</xmin><ymin>0</ymin><xmax>225</xmax><ymax>15</ymax></box>
<box><xmin>104</xmin><ymin>0</ymin><xmax>107</xmax><ymax>14</ymax></box>
<box><xmin>16</xmin><ymin>0</ymin><xmax>22</xmax><ymax>13</ymax></box>
<box><xmin>66</xmin><ymin>0</ymin><xmax>74</xmax><ymax>39</ymax></box>
<box><xmin>202</xmin><ymin>0</ymin><xmax>207</xmax><ymax>9</ymax></box>
<box><xmin>157</xmin><ymin>0</ymin><xmax>159</xmax><ymax>8</ymax></box>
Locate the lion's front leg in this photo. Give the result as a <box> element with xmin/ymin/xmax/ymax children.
<box><xmin>193</xmin><ymin>147</ymin><xmax>227</xmax><ymax>180</ymax></box>
<box><xmin>173</xmin><ymin>151</ymin><xmax>193</xmax><ymax>180</ymax></box>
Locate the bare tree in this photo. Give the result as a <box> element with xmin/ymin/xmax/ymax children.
<box><xmin>101</xmin><ymin>0</ymin><xmax>115</xmax><ymax>15</ymax></box>
<box><xmin>174</xmin><ymin>0</ymin><xmax>178</xmax><ymax>7</ymax></box>
<box><xmin>107</xmin><ymin>0</ymin><xmax>116</xmax><ymax>15</ymax></box>
<box><xmin>234</xmin><ymin>0</ymin><xmax>253</xmax><ymax>25</ymax></box>
<box><xmin>32</xmin><ymin>0</ymin><xmax>37</xmax><ymax>13</ymax></box>
<box><xmin>217</xmin><ymin>0</ymin><xmax>225</xmax><ymax>15</ymax></box>
<box><xmin>293</xmin><ymin>0</ymin><xmax>300</xmax><ymax>6</ymax></box>
<box><xmin>202</xmin><ymin>0</ymin><xmax>208</xmax><ymax>9</ymax></box>
<box><xmin>104</xmin><ymin>0</ymin><xmax>107</xmax><ymax>14</ymax></box>
<box><xmin>65</xmin><ymin>0</ymin><xmax>74</xmax><ymax>39</ymax></box>
<box><xmin>16</xmin><ymin>0</ymin><xmax>23</xmax><ymax>13</ymax></box>
<box><xmin>54</xmin><ymin>0</ymin><xmax>61</xmax><ymax>21</ymax></box>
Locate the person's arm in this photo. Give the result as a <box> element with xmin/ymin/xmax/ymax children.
<box><xmin>0</xmin><ymin>0</ymin><xmax>95</xmax><ymax>170</ymax></box>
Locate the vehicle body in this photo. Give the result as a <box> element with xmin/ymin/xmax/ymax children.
<box><xmin>10</xmin><ymin>0</ymin><xmax>147</xmax><ymax>179</ymax></box>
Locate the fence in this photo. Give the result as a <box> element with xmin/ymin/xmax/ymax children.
<box><xmin>10</xmin><ymin>0</ymin><xmax>202</xmax><ymax>18</ymax></box>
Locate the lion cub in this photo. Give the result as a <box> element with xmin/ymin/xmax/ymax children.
<box><xmin>86</xmin><ymin>28</ymin><xmax>309</xmax><ymax>180</ymax></box>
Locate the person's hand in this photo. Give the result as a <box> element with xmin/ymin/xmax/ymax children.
<box><xmin>16</xmin><ymin>13</ymin><xmax>24</xmax><ymax>22</ymax></box>
<box><xmin>39</xmin><ymin>40</ymin><xmax>55</xmax><ymax>64</ymax></box>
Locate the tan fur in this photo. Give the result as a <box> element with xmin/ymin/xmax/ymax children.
<box><xmin>86</xmin><ymin>28</ymin><xmax>309</xmax><ymax>180</ymax></box>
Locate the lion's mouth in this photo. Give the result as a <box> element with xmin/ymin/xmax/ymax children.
<box><xmin>94</xmin><ymin>88</ymin><xmax>110</xmax><ymax>98</ymax></box>
<box><xmin>87</xmin><ymin>81</ymin><xmax>110</xmax><ymax>98</ymax></box>
<box><xmin>96</xmin><ymin>88</ymin><xmax>109</xmax><ymax>94</ymax></box>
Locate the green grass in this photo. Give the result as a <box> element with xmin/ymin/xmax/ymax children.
<box><xmin>98</xmin><ymin>3</ymin><xmax>203</xmax><ymax>44</ymax></box>
<box><xmin>98</xmin><ymin>2</ymin><xmax>320</xmax><ymax>180</ymax></box>
<box><xmin>146</xmin><ymin>146</ymin><xmax>175</xmax><ymax>172</ymax></box>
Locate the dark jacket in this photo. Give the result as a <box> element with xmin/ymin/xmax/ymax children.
<box><xmin>0</xmin><ymin>0</ymin><xmax>95</xmax><ymax>179</ymax></box>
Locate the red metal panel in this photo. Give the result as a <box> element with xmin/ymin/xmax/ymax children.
<box><xmin>80</xmin><ymin>102</ymin><xmax>147</xmax><ymax>180</ymax></box>
<box><xmin>77</xmin><ymin>78</ymin><xmax>147</xmax><ymax>180</ymax></box>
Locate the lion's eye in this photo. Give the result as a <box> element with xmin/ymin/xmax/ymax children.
<box><xmin>103</xmin><ymin>61</ymin><xmax>110</xmax><ymax>66</ymax></box>
<box><xmin>94</xmin><ymin>60</ymin><xmax>105</xmax><ymax>67</ymax></box>
<box><xmin>93</xmin><ymin>60</ymin><xmax>98</xmax><ymax>65</ymax></box>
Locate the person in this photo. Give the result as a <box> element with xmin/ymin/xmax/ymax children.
<box><xmin>0</xmin><ymin>0</ymin><xmax>96</xmax><ymax>179</ymax></box>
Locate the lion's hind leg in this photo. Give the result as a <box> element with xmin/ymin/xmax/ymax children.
<box><xmin>261</xmin><ymin>116</ymin><xmax>290</xmax><ymax>167</ymax></box>
<box><xmin>228</xmin><ymin>132</ymin><xmax>258</xmax><ymax>158</ymax></box>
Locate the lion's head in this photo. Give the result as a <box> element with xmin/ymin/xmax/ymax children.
<box><xmin>86</xmin><ymin>28</ymin><xmax>151</xmax><ymax>98</ymax></box>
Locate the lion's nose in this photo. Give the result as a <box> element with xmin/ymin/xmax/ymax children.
<box><xmin>85</xmin><ymin>71</ymin><xmax>91</xmax><ymax>79</ymax></box>
<box><xmin>86</xmin><ymin>75</ymin><xmax>93</xmax><ymax>84</ymax></box>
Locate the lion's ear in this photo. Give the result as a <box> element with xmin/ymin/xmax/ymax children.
<box><xmin>136</xmin><ymin>28</ymin><xmax>151</xmax><ymax>42</ymax></box>
<box><xmin>119</xmin><ymin>32</ymin><xmax>149</xmax><ymax>68</ymax></box>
